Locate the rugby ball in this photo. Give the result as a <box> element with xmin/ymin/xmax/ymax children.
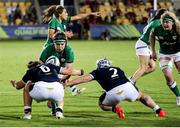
<box><xmin>45</xmin><ymin>56</ymin><xmax>60</xmax><ymax>66</ymax></box>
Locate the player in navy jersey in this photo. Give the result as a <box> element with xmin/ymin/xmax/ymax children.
<box><xmin>10</xmin><ymin>61</ymin><xmax>83</xmax><ymax>119</ymax></box>
<box><xmin>65</xmin><ymin>58</ymin><xmax>166</xmax><ymax>119</ymax></box>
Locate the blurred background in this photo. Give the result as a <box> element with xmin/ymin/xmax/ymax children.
<box><xmin>0</xmin><ymin>0</ymin><xmax>178</xmax><ymax>40</ymax></box>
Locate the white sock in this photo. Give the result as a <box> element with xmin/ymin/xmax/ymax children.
<box><xmin>170</xmin><ymin>81</ymin><xmax>176</xmax><ymax>88</ymax></box>
<box><xmin>153</xmin><ymin>105</ymin><xmax>160</xmax><ymax>112</ymax></box>
<box><xmin>24</xmin><ymin>106</ymin><xmax>31</xmax><ymax>109</ymax></box>
<box><xmin>70</xmin><ymin>85</ymin><xmax>77</xmax><ymax>92</ymax></box>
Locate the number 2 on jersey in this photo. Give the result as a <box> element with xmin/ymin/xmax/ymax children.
<box><xmin>109</xmin><ymin>68</ymin><xmax>119</xmax><ymax>78</ymax></box>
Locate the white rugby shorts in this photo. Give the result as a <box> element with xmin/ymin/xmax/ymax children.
<box><xmin>102</xmin><ymin>82</ymin><xmax>139</xmax><ymax>105</ymax></box>
<box><xmin>158</xmin><ymin>52</ymin><xmax>180</xmax><ymax>70</ymax></box>
<box><xmin>29</xmin><ymin>81</ymin><xmax>64</xmax><ymax>102</ymax></box>
<box><xmin>135</xmin><ymin>39</ymin><xmax>151</xmax><ymax>56</ymax></box>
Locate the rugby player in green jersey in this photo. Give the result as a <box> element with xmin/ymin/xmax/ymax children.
<box><xmin>39</xmin><ymin>33</ymin><xmax>85</xmax><ymax>115</ymax></box>
<box><xmin>130</xmin><ymin>8</ymin><xmax>167</xmax><ymax>83</ymax></box>
<box><xmin>42</xmin><ymin>5</ymin><xmax>100</xmax><ymax>47</ymax></box>
<box><xmin>150</xmin><ymin>11</ymin><xmax>180</xmax><ymax>106</ymax></box>
<box><xmin>40</xmin><ymin>32</ymin><xmax>85</xmax><ymax>94</ymax></box>
<box><xmin>41</xmin><ymin>5</ymin><xmax>99</xmax><ymax>96</ymax></box>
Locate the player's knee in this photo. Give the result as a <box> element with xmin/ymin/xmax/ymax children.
<box><xmin>150</xmin><ymin>64</ymin><xmax>156</xmax><ymax>72</ymax></box>
<box><xmin>139</xmin><ymin>66</ymin><xmax>148</xmax><ymax>74</ymax></box>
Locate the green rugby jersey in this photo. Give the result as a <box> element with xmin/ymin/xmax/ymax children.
<box><xmin>39</xmin><ymin>44</ymin><xmax>74</xmax><ymax>67</ymax></box>
<box><xmin>139</xmin><ymin>19</ymin><xmax>161</xmax><ymax>45</ymax></box>
<box><xmin>44</xmin><ymin>16</ymin><xmax>71</xmax><ymax>47</ymax></box>
<box><xmin>152</xmin><ymin>25</ymin><xmax>180</xmax><ymax>54</ymax></box>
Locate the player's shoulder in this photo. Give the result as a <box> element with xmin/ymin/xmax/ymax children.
<box><xmin>154</xmin><ymin>24</ymin><xmax>163</xmax><ymax>31</ymax></box>
<box><xmin>27</xmin><ymin>64</ymin><xmax>41</xmax><ymax>73</ymax></box>
<box><xmin>65</xmin><ymin>45</ymin><xmax>73</xmax><ymax>51</ymax></box>
<box><xmin>45</xmin><ymin>63</ymin><xmax>58</xmax><ymax>69</ymax></box>
<box><xmin>44</xmin><ymin>44</ymin><xmax>55</xmax><ymax>50</ymax></box>
<box><xmin>148</xmin><ymin>19</ymin><xmax>160</xmax><ymax>27</ymax></box>
<box><xmin>49</xmin><ymin>18</ymin><xmax>57</xmax><ymax>23</ymax></box>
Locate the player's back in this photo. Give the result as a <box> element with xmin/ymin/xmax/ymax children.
<box><xmin>27</xmin><ymin>63</ymin><xmax>60</xmax><ymax>83</ymax></box>
<box><xmin>91</xmin><ymin>67</ymin><xmax>129</xmax><ymax>91</ymax></box>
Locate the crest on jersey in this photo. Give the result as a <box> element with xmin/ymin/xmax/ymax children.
<box><xmin>61</xmin><ymin>58</ymin><xmax>66</xmax><ymax>63</ymax></box>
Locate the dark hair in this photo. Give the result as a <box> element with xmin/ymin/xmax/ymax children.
<box><xmin>27</xmin><ymin>61</ymin><xmax>40</xmax><ymax>69</ymax></box>
<box><xmin>54</xmin><ymin>32</ymin><xmax>67</xmax><ymax>43</ymax></box>
<box><xmin>151</xmin><ymin>8</ymin><xmax>168</xmax><ymax>21</ymax></box>
<box><xmin>42</xmin><ymin>5</ymin><xmax>65</xmax><ymax>23</ymax></box>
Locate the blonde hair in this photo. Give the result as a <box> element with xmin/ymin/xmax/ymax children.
<box><xmin>161</xmin><ymin>11</ymin><xmax>180</xmax><ymax>35</ymax></box>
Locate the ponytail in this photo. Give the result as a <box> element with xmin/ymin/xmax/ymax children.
<box><xmin>42</xmin><ymin>5</ymin><xmax>65</xmax><ymax>24</ymax></box>
<box><xmin>42</xmin><ymin>5</ymin><xmax>56</xmax><ymax>23</ymax></box>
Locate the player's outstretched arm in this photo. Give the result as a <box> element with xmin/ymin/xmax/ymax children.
<box><xmin>60</xmin><ymin>68</ymin><xmax>84</xmax><ymax>76</ymax></box>
<box><xmin>65</xmin><ymin>74</ymin><xmax>93</xmax><ymax>87</ymax></box>
<box><xmin>71</xmin><ymin>12</ymin><xmax>100</xmax><ymax>21</ymax></box>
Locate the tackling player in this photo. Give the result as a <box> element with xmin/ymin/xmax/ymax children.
<box><xmin>64</xmin><ymin>58</ymin><xmax>166</xmax><ymax>119</ymax></box>
<box><xmin>10</xmin><ymin>61</ymin><xmax>83</xmax><ymax>119</ymax></box>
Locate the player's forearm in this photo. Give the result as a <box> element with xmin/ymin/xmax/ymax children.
<box><xmin>150</xmin><ymin>33</ymin><xmax>156</xmax><ymax>52</ymax></box>
<box><xmin>66</xmin><ymin>75</ymin><xmax>92</xmax><ymax>87</ymax></box>
<box><xmin>60</xmin><ymin>68</ymin><xmax>84</xmax><ymax>76</ymax></box>
<box><xmin>71</xmin><ymin>13</ymin><xmax>90</xmax><ymax>21</ymax></box>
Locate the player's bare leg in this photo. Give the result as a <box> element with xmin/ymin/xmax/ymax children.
<box><xmin>131</xmin><ymin>56</ymin><xmax>156</xmax><ymax>83</ymax></box>
<box><xmin>138</xmin><ymin>92</ymin><xmax>166</xmax><ymax>117</ymax></box>
<box><xmin>162</xmin><ymin>67</ymin><xmax>180</xmax><ymax>106</ymax></box>
<box><xmin>23</xmin><ymin>82</ymin><xmax>33</xmax><ymax>119</ymax></box>
<box><xmin>98</xmin><ymin>93</ymin><xmax>125</xmax><ymax>119</ymax></box>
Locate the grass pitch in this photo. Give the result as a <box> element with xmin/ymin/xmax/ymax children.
<box><xmin>0</xmin><ymin>39</ymin><xmax>180</xmax><ymax>127</ymax></box>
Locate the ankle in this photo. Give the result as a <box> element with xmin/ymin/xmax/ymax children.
<box><xmin>24</xmin><ymin>106</ymin><xmax>31</xmax><ymax>114</ymax></box>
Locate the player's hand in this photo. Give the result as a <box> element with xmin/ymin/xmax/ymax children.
<box><xmin>91</xmin><ymin>12</ymin><xmax>101</xmax><ymax>17</ymax></box>
<box><xmin>65</xmin><ymin>31</ymin><xmax>73</xmax><ymax>38</ymax></box>
<box><xmin>62</xmin><ymin>81</ymin><xmax>68</xmax><ymax>89</ymax></box>
<box><xmin>10</xmin><ymin>80</ymin><xmax>17</xmax><ymax>88</ymax></box>
<box><xmin>151</xmin><ymin>52</ymin><xmax>157</xmax><ymax>61</ymax></box>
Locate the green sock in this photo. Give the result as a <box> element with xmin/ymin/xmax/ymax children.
<box><xmin>170</xmin><ymin>84</ymin><xmax>180</xmax><ymax>97</ymax></box>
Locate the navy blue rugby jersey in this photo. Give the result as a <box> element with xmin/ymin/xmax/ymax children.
<box><xmin>90</xmin><ymin>67</ymin><xmax>129</xmax><ymax>91</ymax></box>
<box><xmin>22</xmin><ymin>63</ymin><xmax>60</xmax><ymax>83</ymax></box>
